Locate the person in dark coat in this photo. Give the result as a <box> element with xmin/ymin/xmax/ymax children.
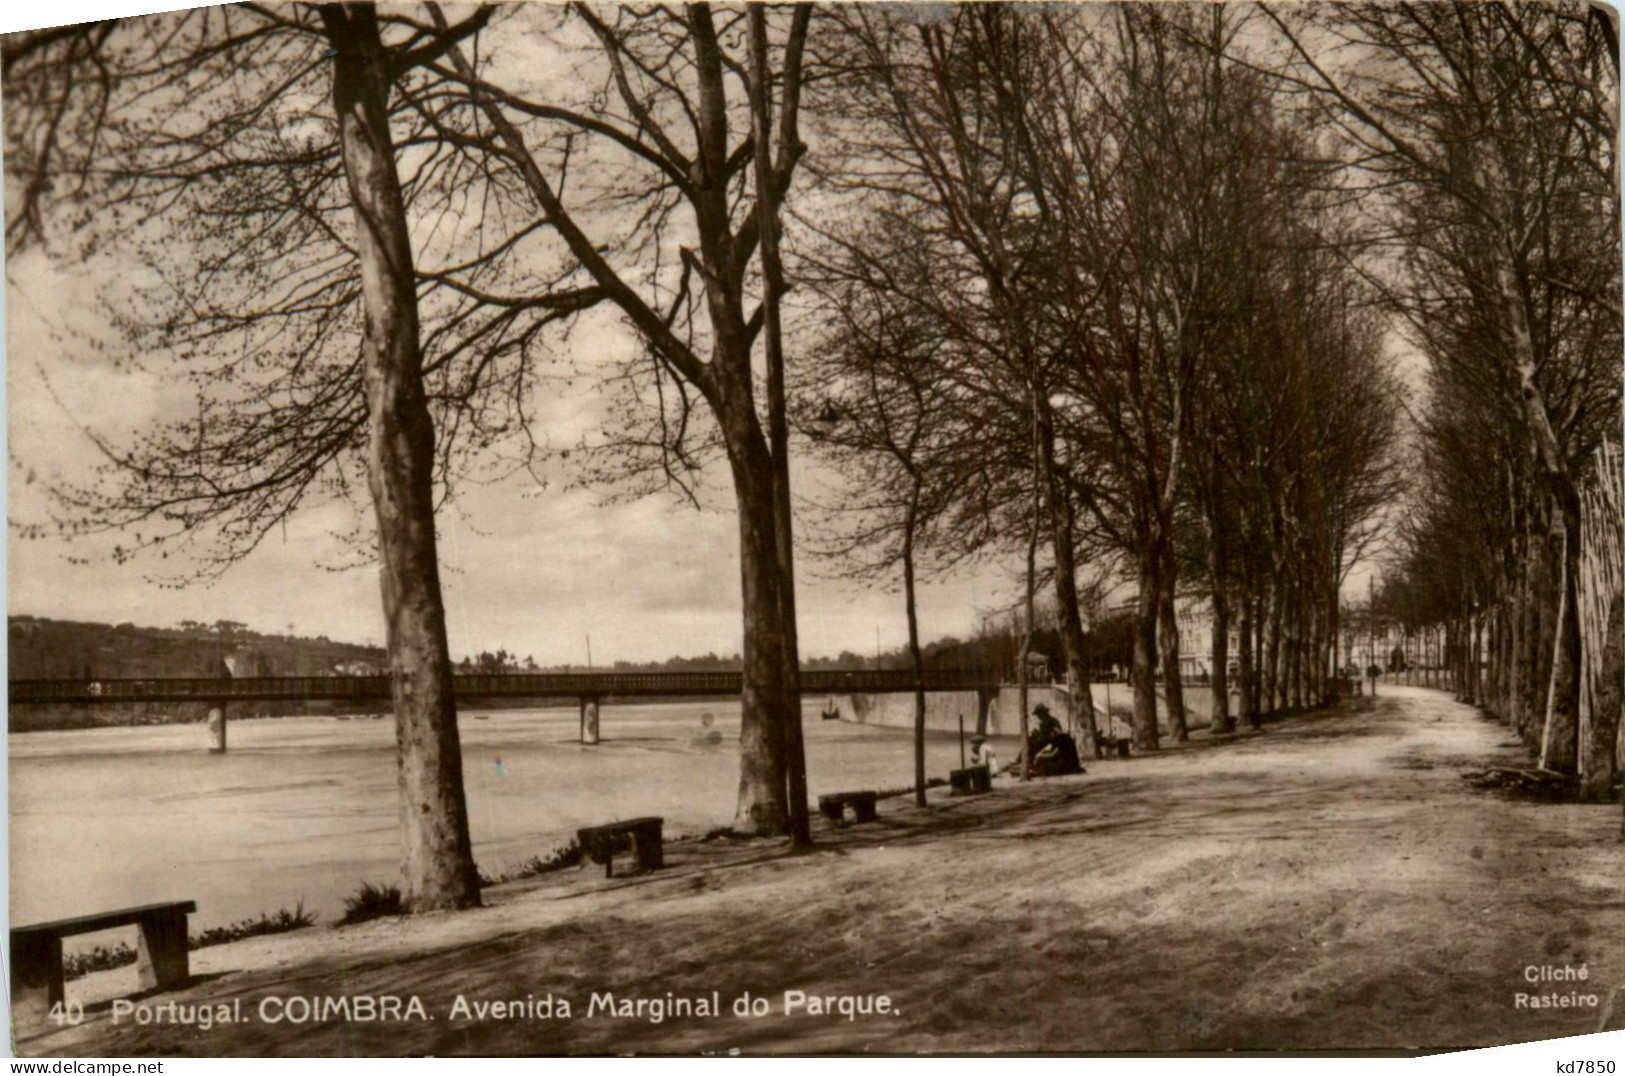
<box><xmin>1028</xmin><ymin>704</ymin><xmax>1083</xmax><ymax>777</ymax></box>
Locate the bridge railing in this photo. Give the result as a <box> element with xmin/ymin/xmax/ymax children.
<box><xmin>9</xmin><ymin>667</ymin><xmax>999</xmax><ymax>706</ymax></box>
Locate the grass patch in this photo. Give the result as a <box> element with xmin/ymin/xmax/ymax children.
<box><xmin>479</xmin><ymin>839</ymin><xmax>583</xmax><ymax>886</ymax></box>
<box><xmin>336</xmin><ymin>881</ymin><xmax>406</xmax><ymax>926</ymax></box>
<box><xmin>192</xmin><ymin>901</ymin><xmax>317</xmax><ymax>947</ymax></box>
<box><xmin>876</xmin><ymin>778</ymin><xmax>949</xmax><ymax>799</ymax></box>
<box><xmin>700</xmin><ymin>826</ymin><xmax>754</xmax><ymax>841</ymax></box>
<box><xmin>64</xmin><ymin>943</ymin><xmax>138</xmax><ymax>981</ymax></box>
<box><xmin>62</xmin><ymin>903</ymin><xmax>318</xmax><ymax>981</ymax></box>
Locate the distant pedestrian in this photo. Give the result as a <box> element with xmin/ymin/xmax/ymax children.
<box><xmin>1366</xmin><ymin>662</ymin><xmax>1381</xmax><ymax>696</ymax></box>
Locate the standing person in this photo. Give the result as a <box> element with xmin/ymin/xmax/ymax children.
<box><xmin>1366</xmin><ymin>661</ymin><xmax>1381</xmax><ymax>697</ymax></box>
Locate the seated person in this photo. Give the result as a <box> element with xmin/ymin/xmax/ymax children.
<box><xmin>969</xmin><ymin>734</ymin><xmax>999</xmax><ymax>779</ymax></box>
<box><xmin>1032</xmin><ymin>733</ymin><xmax>1082</xmax><ymax>777</ymax></box>
<box><xmin>1028</xmin><ymin>704</ymin><xmax>1083</xmax><ymax>777</ymax></box>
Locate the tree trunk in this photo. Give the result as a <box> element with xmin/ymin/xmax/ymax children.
<box><xmin>1289</xmin><ymin>594</ymin><xmax>1304</xmax><ymax>710</ymax></box>
<box><xmin>1132</xmin><ymin>549</ymin><xmax>1162</xmax><ymax>751</ymax></box>
<box><xmin>903</xmin><ymin>492</ymin><xmax>927</xmax><ymax>808</ymax></box>
<box><xmin>746</xmin><ymin>7</ymin><xmax>810</xmax><ymax>846</ymax></box>
<box><xmin>1581</xmin><ymin>593</ymin><xmax>1623</xmax><ymax>801</ymax></box>
<box><xmin>1250</xmin><ymin>588</ymin><xmax>1265</xmax><ymax>721</ymax></box>
<box><xmin>723</xmin><ymin>426</ymin><xmax>791</xmax><ymax>834</ymax></box>
<box><xmin>702</xmin><ymin>78</ymin><xmax>794</xmax><ymax>836</ymax></box>
<box><xmin>1492</xmin><ymin>597</ymin><xmax>1508</xmax><ymax>717</ymax></box>
<box><xmin>1528</xmin><ymin>522</ymin><xmax>1557</xmax><ymax>749</ymax></box>
<box><xmin>1304</xmin><ymin>600</ymin><xmax>1316</xmax><ymax>706</ymax></box>
<box><xmin>1320</xmin><ymin>580</ymin><xmax>1335</xmax><ymax>706</ymax></box>
<box><xmin>1208</xmin><ymin>527</ymin><xmax>1233</xmax><ymax>734</ymax></box>
<box><xmin>1157</xmin><ymin>544</ymin><xmax>1188</xmax><ymax>740</ymax></box>
<box><xmin>1478</xmin><ymin>609</ymin><xmax>1489</xmax><ymax>701</ymax></box>
<box><xmin>323</xmin><ymin>4</ymin><xmax>477</xmax><ymax>911</ymax></box>
<box><xmin>1264</xmin><ymin>577</ymin><xmax>1283</xmax><ymax>717</ymax></box>
<box><xmin>1286</xmin><ymin>590</ymin><xmax>1298</xmax><ymax>709</ymax></box>
<box><xmin>1037</xmin><ymin>410</ymin><xmax>1100</xmax><ymax>757</ymax></box>
<box><xmin>1511</xmin><ymin>545</ymin><xmax>1534</xmax><ymax>737</ymax></box>
<box><xmin>1495</xmin><ymin>597</ymin><xmax>1505</xmax><ymax>705</ymax></box>
<box><xmin>1307</xmin><ymin>604</ymin><xmax>1321</xmax><ymax>707</ymax></box>
<box><xmin>1210</xmin><ymin>585</ymin><xmax>1232</xmax><ymax>734</ymax></box>
<box><xmin>1542</xmin><ymin>503</ymin><xmax>1582</xmax><ymax>774</ymax></box>
<box><xmin>1019</xmin><ymin>484</ymin><xmax>1040</xmax><ymax>780</ymax></box>
<box><xmin>1306</xmin><ymin>607</ymin><xmax>1319</xmax><ymax>708</ymax></box>
<box><xmin>1460</xmin><ymin>615</ymin><xmax>1473</xmax><ymax>703</ymax></box>
<box><xmin>1456</xmin><ymin>620</ymin><xmax>1469</xmax><ymax>705</ymax></box>
<box><xmin>1237</xmin><ymin>578</ymin><xmax>1257</xmax><ymax>729</ymax></box>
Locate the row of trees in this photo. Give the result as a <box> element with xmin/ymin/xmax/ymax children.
<box><xmin>797</xmin><ymin>4</ymin><xmax>1403</xmax><ymax>786</ymax></box>
<box><xmin>1315</xmin><ymin>4</ymin><xmax>1622</xmax><ymax>800</ymax></box>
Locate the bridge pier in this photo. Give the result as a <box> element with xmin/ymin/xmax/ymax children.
<box><xmin>579</xmin><ymin>697</ymin><xmax>601</xmax><ymax>745</ymax></box>
<box><xmin>207</xmin><ymin>656</ymin><xmax>234</xmax><ymax>753</ymax></box>
<box><xmin>206</xmin><ymin>703</ymin><xmax>227</xmax><ymax>753</ymax></box>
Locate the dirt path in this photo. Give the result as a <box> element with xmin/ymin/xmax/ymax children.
<box><xmin>18</xmin><ymin>685</ymin><xmax>1624</xmax><ymax>1055</ymax></box>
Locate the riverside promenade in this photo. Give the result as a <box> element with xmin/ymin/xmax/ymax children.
<box><xmin>18</xmin><ymin>686</ymin><xmax>1623</xmax><ymax>1055</ymax></box>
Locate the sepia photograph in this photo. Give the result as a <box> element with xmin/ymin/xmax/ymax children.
<box><xmin>2</xmin><ymin>0</ymin><xmax>1622</xmax><ymax>1058</ymax></box>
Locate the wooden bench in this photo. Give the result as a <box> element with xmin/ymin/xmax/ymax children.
<box><xmin>818</xmin><ymin>791</ymin><xmax>879</xmax><ymax>825</ymax></box>
<box><xmin>1094</xmin><ymin>731</ymin><xmax>1132</xmax><ymax>758</ymax></box>
<box><xmin>577</xmin><ymin>817</ymin><xmax>664</xmax><ymax>878</ymax></box>
<box><xmin>949</xmin><ymin>766</ymin><xmax>992</xmax><ymax>796</ymax></box>
<box><xmin>12</xmin><ymin>901</ymin><xmax>195</xmax><ymax>1019</ymax></box>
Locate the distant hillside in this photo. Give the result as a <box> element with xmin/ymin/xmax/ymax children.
<box><xmin>8</xmin><ymin>616</ymin><xmax>390</xmax><ymax>731</ymax></box>
<box><xmin>8</xmin><ymin>615</ymin><xmax>387</xmax><ymax>680</ymax></box>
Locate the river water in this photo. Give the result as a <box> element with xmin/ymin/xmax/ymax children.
<box><xmin>10</xmin><ymin>700</ymin><xmax>987</xmax><ymax>940</ymax></box>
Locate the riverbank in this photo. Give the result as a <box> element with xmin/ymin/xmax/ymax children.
<box><xmin>10</xmin><ymin>700</ymin><xmax>1001</xmax><ymax>935</ymax></box>
<box><xmin>17</xmin><ymin>686</ymin><xmax>1623</xmax><ymax>1055</ymax></box>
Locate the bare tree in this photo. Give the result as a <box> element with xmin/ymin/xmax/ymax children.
<box><xmin>5</xmin><ymin>2</ymin><xmax>495</xmax><ymax>909</ymax></box>
<box><xmin>800</xmin><ymin>267</ymin><xmax>956</xmax><ymax>805</ymax></box>
<box><xmin>425</xmin><ymin>2</ymin><xmax>816</xmax><ymax>837</ymax></box>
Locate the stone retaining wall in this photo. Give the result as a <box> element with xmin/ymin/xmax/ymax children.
<box><xmin>825</xmin><ymin>681</ymin><xmax>1227</xmax><ymax>738</ymax></box>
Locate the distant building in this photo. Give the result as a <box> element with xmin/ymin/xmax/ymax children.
<box><xmin>333</xmin><ymin>661</ymin><xmax>383</xmax><ymax>677</ymax></box>
<box><xmin>1172</xmin><ymin>597</ymin><xmax>1242</xmax><ymax>679</ymax></box>
<box><xmin>1341</xmin><ymin>619</ymin><xmax>1421</xmax><ymax>672</ymax></box>
<box><xmin>1111</xmin><ymin>595</ymin><xmax>1445</xmax><ymax>678</ymax></box>
<box><xmin>1107</xmin><ymin>595</ymin><xmax>1240</xmax><ymax>679</ymax></box>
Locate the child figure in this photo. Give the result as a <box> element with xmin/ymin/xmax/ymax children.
<box><xmin>969</xmin><ymin>734</ymin><xmax>998</xmax><ymax>779</ymax></box>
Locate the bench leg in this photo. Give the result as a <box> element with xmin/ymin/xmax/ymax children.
<box><xmin>855</xmin><ymin>802</ymin><xmax>877</xmax><ymax>824</ymax></box>
<box><xmin>11</xmin><ymin>933</ymin><xmax>63</xmax><ymax>1026</ymax></box>
<box><xmin>137</xmin><ymin>910</ymin><xmax>190</xmax><ymax>992</ymax></box>
<box><xmin>633</xmin><ymin>829</ymin><xmax>664</xmax><ymax>872</ymax></box>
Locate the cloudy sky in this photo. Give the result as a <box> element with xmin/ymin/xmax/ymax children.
<box><xmin>2</xmin><ymin>1</ymin><xmax>1400</xmax><ymax>669</ymax></box>
<box><xmin>0</xmin><ymin>2</ymin><xmax>1046</xmax><ymax>667</ymax></box>
<box><xmin>4</xmin><ymin>247</ymin><xmax>1010</xmax><ymax>666</ymax></box>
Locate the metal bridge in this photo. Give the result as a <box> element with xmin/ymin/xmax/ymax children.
<box><xmin>8</xmin><ymin>667</ymin><xmax>999</xmax><ymax>707</ymax></box>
